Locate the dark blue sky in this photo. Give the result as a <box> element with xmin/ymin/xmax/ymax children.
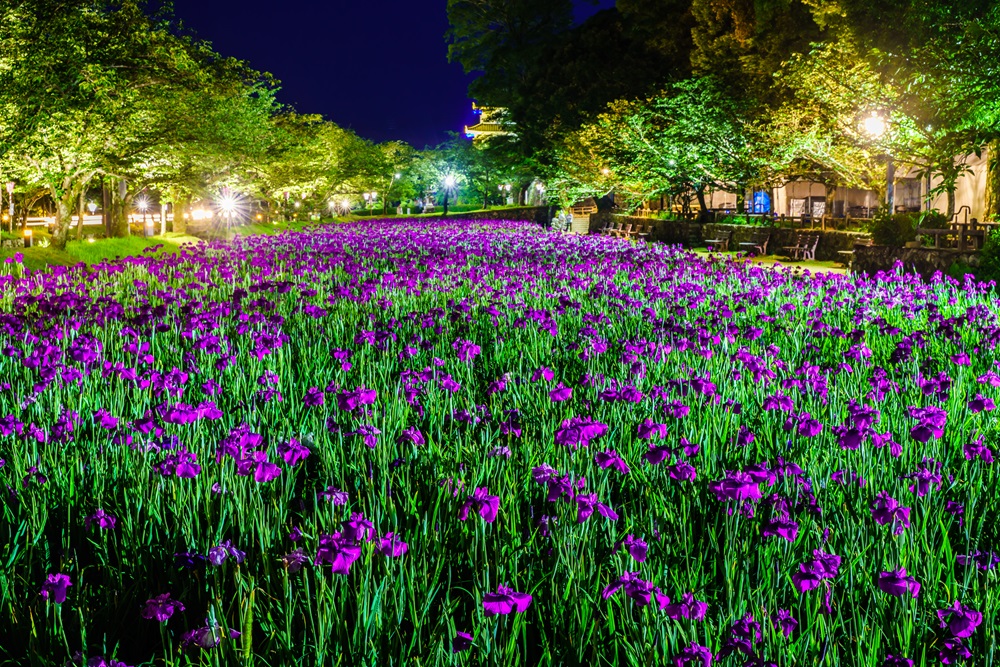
<box><xmin>170</xmin><ymin>0</ymin><xmax>617</xmax><ymax>149</ymax></box>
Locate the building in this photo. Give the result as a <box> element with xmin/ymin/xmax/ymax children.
<box><xmin>464</xmin><ymin>104</ymin><xmax>515</xmax><ymax>143</ymax></box>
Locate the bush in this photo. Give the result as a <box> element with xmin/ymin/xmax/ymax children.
<box><xmin>869</xmin><ymin>208</ymin><xmax>917</xmax><ymax>247</ymax></box>
<box><xmin>977</xmin><ymin>228</ymin><xmax>1000</xmax><ymax>284</ymax></box>
<box><xmin>918</xmin><ymin>210</ymin><xmax>949</xmax><ymax>228</ymax></box>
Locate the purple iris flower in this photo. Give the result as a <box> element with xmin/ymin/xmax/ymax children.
<box><xmin>792</xmin><ymin>551</ymin><xmax>841</xmax><ymax>592</ymax></box>
<box><xmin>709</xmin><ymin>471</ymin><xmax>762</xmax><ymax>502</ymax></box>
<box><xmin>549</xmin><ymin>383</ymin><xmax>573</xmax><ymax>402</ymax></box>
<box><xmin>968</xmin><ymin>393</ymin><xmax>996</xmax><ymax>413</ymax></box>
<box><xmin>762</xmin><ymin>517</ymin><xmax>798</xmax><ymax>542</ymax></box>
<box><xmin>636</xmin><ymin>418</ymin><xmax>668</xmax><ymax>440</ymax></box>
<box><xmin>141</xmin><ymin>593</ymin><xmax>185</xmax><ymax>622</ymax></box>
<box><xmin>208</xmin><ymin>540</ymin><xmax>246</xmax><ymax>567</ymax></box>
<box><xmin>734</xmin><ymin>425</ymin><xmax>755</xmax><ymax>447</ymax></box>
<box><xmin>459</xmin><ymin>487</ymin><xmax>500</xmax><ymax>523</ymax></box>
<box><xmin>939</xmin><ymin>639</ymin><xmax>973</xmax><ymax>664</ymax></box>
<box><xmin>342</xmin><ymin>512</ymin><xmax>376</xmax><ymax>542</ymax></box>
<box><xmin>85</xmin><ymin>508</ymin><xmax>118</xmax><ymax>530</ymax></box>
<box><xmin>40</xmin><ymin>573</ymin><xmax>72</xmax><ymax>603</ymax></box>
<box><xmin>282</xmin><ymin>549</ymin><xmax>309</xmax><ymax>573</ymax></box>
<box><xmin>337</xmin><ymin>386</ymin><xmax>377</xmax><ymax>412</ymax></box>
<box><xmin>575</xmin><ymin>493</ymin><xmax>618</xmax><ymax>523</ymax></box>
<box><xmin>877</xmin><ymin>568</ymin><xmax>920</xmax><ymax>598</ymax></box>
<box><xmin>594</xmin><ymin>449</ymin><xmax>630</xmax><ymax>474</ymax></box>
<box><xmin>179</xmin><ymin>622</ymin><xmax>241</xmax><ymax>650</ymax></box>
<box><xmin>870</xmin><ymin>492</ymin><xmax>911</xmax><ymax>535</ymax></box>
<box><xmin>302</xmin><ymin>387</ymin><xmax>325</xmax><ymax>407</ymax></box>
<box><xmin>883</xmin><ymin>656</ymin><xmax>913</xmax><ymax>667</ymax></box>
<box><xmin>84</xmin><ymin>657</ymin><xmax>132</xmax><ymax>667</ymax></box>
<box><xmin>643</xmin><ymin>443</ymin><xmax>674</xmax><ymax>466</ymax></box>
<box><xmin>377</xmin><ymin>533</ymin><xmax>408</xmax><ymax>558</ymax></box>
<box><xmin>452</xmin><ymin>631</ymin><xmax>474</xmax><ymax>653</ymax></box>
<box><xmin>964</xmin><ymin>435</ymin><xmax>993</xmax><ymax>463</ymax></box>
<box><xmin>531</xmin><ymin>367</ymin><xmax>555</xmax><ymax>382</ymax></box>
<box><xmin>773</xmin><ymin>609</ymin><xmax>797</xmax><ymax>637</ymax></box>
<box><xmin>452</xmin><ymin>338</ymin><xmax>481</xmax><ymax>362</ymax></box>
<box><xmin>318</xmin><ymin>486</ymin><xmax>349</xmax><ymax>505</ymax></box>
<box><xmin>796</xmin><ymin>413</ymin><xmax>823</xmax><ymax>437</ymax></box>
<box><xmin>663</xmin><ymin>592</ymin><xmax>708</xmax><ymax>621</ymax></box>
<box><xmin>554</xmin><ymin>416</ymin><xmax>608</xmax><ymax>449</ymax></box>
<box><xmin>937</xmin><ymin>601</ymin><xmax>982</xmax><ymax>638</ymax></box>
<box><xmin>614</xmin><ymin>534</ymin><xmax>648</xmax><ymax>562</ymax></box>
<box><xmin>314</xmin><ymin>532</ymin><xmax>362</xmax><ymax>575</ymax></box>
<box><xmin>482</xmin><ymin>584</ymin><xmax>532</xmax><ymax>616</ymax></box>
<box><xmin>602</xmin><ymin>571</ymin><xmax>667</xmax><ymax>609</ymax></box>
<box><xmin>957</xmin><ymin>550</ymin><xmax>1000</xmax><ymax>571</ymax></box>
<box><xmin>672</xmin><ymin>641</ymin><xmax>713</xmax><ymax>667</ymax></box>
<box><xmin>902</xmin><ymin>459</ymin><xmax>943</xmax><ymax>496</ymax></box>
<box><xmin>278</xmin><ymin>438</ymin><xmax>311</xmax><ymax>466</ymax></box>
<box><xmin>397</xmin><ymin>427</ymin><xmax>425</xmax><ymax>447</ymax></box>
<box><xmin>665</xmin><ymin>460</ymin><xmax>696</xmax><ymax>482</ymax></box>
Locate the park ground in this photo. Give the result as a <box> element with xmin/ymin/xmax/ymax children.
<box><xmin>0</xmin><ymin>216</ymin><xmax>849</xmax><ymax>276</ymax></box>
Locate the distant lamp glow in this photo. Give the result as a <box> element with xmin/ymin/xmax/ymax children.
<box><xmin>23</xmin><ymin>228</ymin><xmax>32</xmax><ymax>248</ymax></box>
<box><xmin>863</xmin><ymin>113</ymin><xmax>887</xmax><ymax>138</ymax></box>
<box><xmin>444</xmin><ymin>175</ymin><xmax>457</xmax><ymax>188</ymax></box>
<box><xmin>87</xmin><ymin>202</ymin><xmax>97</xmax><ymax>215</ymax></box>
<box><xmin>601</xmin><ymin>168</ymin><xmax>611</xmax><ymax>176</ymax></box>
<box><xmin>394</xmin><ymin>173</ymin><xmax>402</xmax><ymax>179</ymax></box>
<box><xmin>135</xmin><ymin>196</ymin><xmax>150</xmax><ymax>213</ymax></box>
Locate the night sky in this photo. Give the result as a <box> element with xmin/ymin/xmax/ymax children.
<box><xmin>170</xmin><ymin>0</ymin><xmax>617</xmax><ymax>149</ymax></box>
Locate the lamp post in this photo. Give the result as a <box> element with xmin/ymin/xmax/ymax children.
<box><xmin>862</xmin><ymin>112</ymin><xmax>894</xmax><ymax>214</ymax></box>
<box><xmin>441</xmin><ymin>175</ymin><xmax>457</xmax><ymax>216</ymax></box>
<box><xmin>6</xmin><ymin>182</ymin><xmax>14</xmax><ymax>233</ymax></box>
<box><xmin>136</xmin><ymin>197</ymin><xmax>151</xmax><ymax>237</ymax></box>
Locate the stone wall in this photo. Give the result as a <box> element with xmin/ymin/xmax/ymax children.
<box><xmin>853</xmin><ymin>246</ymin><xmax>980</xmax><ymax>279</ymax></box>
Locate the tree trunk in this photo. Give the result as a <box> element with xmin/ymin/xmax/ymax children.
<box><xmin>76</xmin><ymin>190</ymin><xmax>86</xmax><ymax>240</ymax></box>
<box><xmin>695</xmin><ymin>185</ymin><xmax>710</xmax><ymax>223</ymax></box>
<box><xmin>986</xmin><ymin>141</ymin><xmax>1000</xmax><ymax>221</ymax></box>
<box><xmin>112</xmin><ymin>194</ymin><xmax>131</xmax><ymax>238</ymax></box>
<box><xmin>174</xmin><ymin>199</ymin><xmax>188</xmax><ymax>234</ymax></box>
<box><xmin>483</xmin><ymin>190</ymin><xmax>489</xmax><ymax>210</ymax></box>
<box><xmin>442</xmin><ymin>192</ymin><xmax>450</xmax><ymax>217</ymax></box>
<box><xmin>53</xmin><ymin>195</ymin><xmax>74</xmax><ymax>250</ymax></box>
<box><xmin>825</xmin><ymin>185</ymin><xmax>836</xmax><ymax>219</ymax></box>
<box><xmin>947</xmin><ymin>189</ymin><xmax>956</xmax><ymax>220</ymax></box>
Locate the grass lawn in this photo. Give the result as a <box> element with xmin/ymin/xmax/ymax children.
<box><xmin>692</xmin><ymin>248</ymin><xmax>849</xmax><ymax>275</ymax></box>
<box><xmin>0</xmin><ymin>232</ymin><xmax>201</xmax><ymax>271</ymax></box>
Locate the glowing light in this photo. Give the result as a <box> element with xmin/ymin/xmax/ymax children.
<box><xmin>602</xmin><ymin>168</ymin><xmax>611</xmax><ymax>176</ymax></box>
<box><xmin>444</xmin><ymin>175</ymin><xmax>457</xmax><ymax>188</ymax></box>
<box><xmin>87</xmin><ymin>237</ymin><xmax>95</xmax><ymax>243</ymax></box>
<box><xmin>134</xmin><ymin>196</ymin><xmax>151</xmax><ymax>213</ymax></box>
<box><xmin>394</xmin><ymin>173</ymin><xmax>401</xmax><ymax>179</ymax></box>
<box><xmin>191</xmin><ymin>209</ymin><xmax>210</xmax><ymax>221</ymax></box>
<box><xmin>87</xmin><ymin>202</ymin><xmax>97</xmax><ymax>214</ymax></box>
<box><xmin>862</xmin><ymin>113</ymin><xmax>887</xmax><ymax>138</ymax></box>
<box><xmin>23</xmin><ymin>229</ymin><xmax>32</xmax><ymax>237</ymax></box>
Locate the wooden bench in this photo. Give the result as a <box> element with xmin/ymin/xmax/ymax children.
<box><xmin>783</xmin><ymin>234</ymin><xmax>819</xmax><ymax>261</ymax></box>
<box><xmin>836</xmin><ymin>237</ymin><xmax>873</xmax><ymax>269</ymax></box>
<box><xmin>703</xmin><ymin>230</ymin><xmax>731</xmax><ymax>251</ymax></box>
<box><xmin>738</xmin><ymin>229</ymin><xmax>772</xmax><ymax>256</ymax></box>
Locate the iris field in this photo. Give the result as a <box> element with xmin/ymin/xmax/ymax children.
<box><xmin>1</xmin><ymin>219</ymin><xmax>999</xmax><ymax>666</ymax></box>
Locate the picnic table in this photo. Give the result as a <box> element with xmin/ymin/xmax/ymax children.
<box><xmin>918</xmin><ymin>220</ymin><xmax>997</xmax><ymax>251</ymax></box>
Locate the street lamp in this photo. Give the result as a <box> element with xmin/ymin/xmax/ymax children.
<box><xmin>6</xmin><ymin>182</ymin><xmax>14</xmax><ymax>233</ymax></box>
<box><xmin>441</xmin><ymin>175</ymin><xmax>457</xmax><ymax>216</ymax></box>
<box><xmin>135</xmin><ymin>196</ymin><xmax>151</xmax><ymax>237</ymax></box>
<box><xmin>862</xmin><ymin>112</ymin><xmax>894</xmax><ymax>214</ymax></box>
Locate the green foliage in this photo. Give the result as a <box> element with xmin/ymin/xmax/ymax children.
<box><xmin>869</xmin><ymin>209</ymin><xmax>917</xmax><ymax>247</ymax></box>
<box><xmin>917</xmin><ymin>210</ymin><xmax>949</xmax><ymax>228</ymax></box>
<box><xmin>976</xmin><ymin>228</ymin><xmax>1000</xmax><ymax>284</ymax></box>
